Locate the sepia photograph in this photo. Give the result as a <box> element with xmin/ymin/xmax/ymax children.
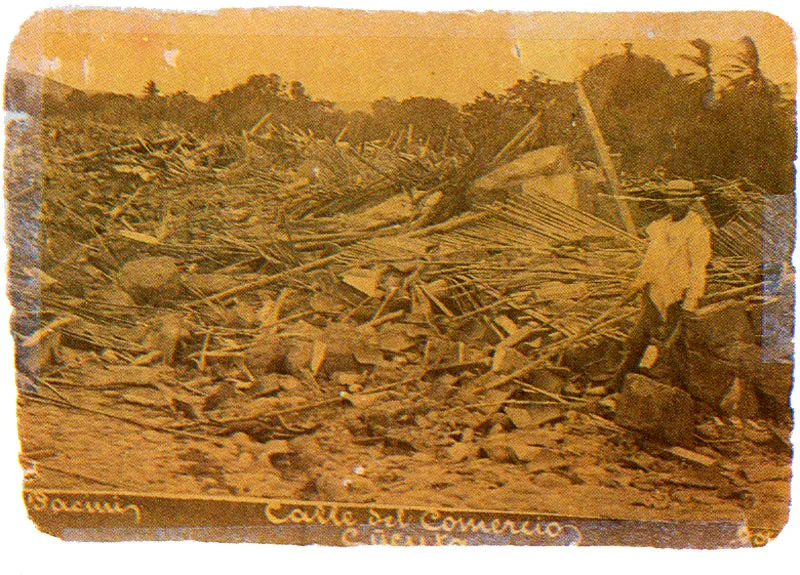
<box><xmin>3</xmin><ymin>6</ymin><xmax>796</xmax><ymax>548</ymax></box>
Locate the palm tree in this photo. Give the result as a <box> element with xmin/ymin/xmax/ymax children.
<box><xmin>677</xmin><ymin>38</ymin><xmax>717</xmax><ymax>107</ymax></box>
<box><xmin>679</xmin><ymin>38</ymin><xmax>713</xmax><ymax>81</ymax></box>
<box><xmin>725</xmin><ymin>36</ymin><xmax>767</xmax><ymax>91</ymax></box>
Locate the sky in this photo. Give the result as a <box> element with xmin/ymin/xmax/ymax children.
<box><xmin>8</xmin><ymin>9</ymin><xmax>796</xmax><ymax>106</ymax></box>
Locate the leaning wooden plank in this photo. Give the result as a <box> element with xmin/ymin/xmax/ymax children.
<box><xmin>574</xmin><ymin>81</ymin><xmax>637</xmax><ymax>234</ymax></box>
<box><xmin>198</xmin><ymin>252</ymin><xmax>342</xmax><ymax>303</ymax></box>
<box><xmin>665</xmin><ymin>446</ymin><xmax>717</xmax><ymax>467</ymax></box>
<box><xmin>492</xmin><ymin>106</ymin><xmax>546</xmax><ymax>165</ymax></box>
<box><xmin>475</xmin><ymin>294</ymin><xmax>638</xmax><ymax>393</ymax></box>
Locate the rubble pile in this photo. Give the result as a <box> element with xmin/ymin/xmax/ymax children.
<box><xmin>9</xmin><ymin>115</ymin><xmax>792</xmax><ymax>524</ymax></box>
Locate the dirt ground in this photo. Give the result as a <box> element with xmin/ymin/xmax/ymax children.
<box><xmin>18</xmin><ymin>386</ymin><xmax>791</xmax><ymax>532</ymax></box>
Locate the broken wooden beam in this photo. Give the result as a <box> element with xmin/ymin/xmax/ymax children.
<box><xmin>574</xmin><ymin>81</ymin><xmax>637</xmax><ymax>235</ymax></box>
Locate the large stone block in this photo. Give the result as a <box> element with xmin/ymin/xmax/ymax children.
<box><xmin>684</xmin><ymin>349</ymin><xmax>737</xmax><ymax>406</ymax></box>
<box><xmin>118</xmin><ymin>256</ymin><xmax>181</xmax><ymax>305</ymax></box>
<box><xmin>615</xmin><ymin>374</ymin><xmax>695</xmax><ymax>446</ymax></box>
<box><xmin>244</xmin><ymin>335</ymin><xmax>288</xmax><ymax>376</ymax></box>
<box><xmin>686</xmin><ymin>301</ymin><xmax>756</xmax><ymax>350</ymax></box>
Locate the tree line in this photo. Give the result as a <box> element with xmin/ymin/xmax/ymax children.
<box><xmin>24</xmin><ymin>36</ymin><xmax>797</xmax><ymax>194</ymax></box>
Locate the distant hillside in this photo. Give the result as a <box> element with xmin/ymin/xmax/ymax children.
<box><xmin>5</xmin><ymin>68</ymin><xmax>83</xmax><ymax>113</ymax></box>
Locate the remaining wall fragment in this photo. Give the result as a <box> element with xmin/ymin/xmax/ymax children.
<box><xmin>470</xmin><ymin>145</ymin><xmax>578</xmax><ymax>207</ymax></box>
<box><xmin>521</xmin><ymin>173</ymin><xmax>578</xmax><ymax>207</ymax></box>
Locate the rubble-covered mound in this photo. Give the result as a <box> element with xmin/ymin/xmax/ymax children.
<box><xmin>8</xmin><ymin>114</ymin><xmax>792</xmax><ymax>531</ymax></box>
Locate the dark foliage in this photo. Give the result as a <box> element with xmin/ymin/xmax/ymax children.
<box><xmin>462</xmin><ymin>40</ymin><xmax>795</xmax><ymax>194</ymax></box>
<box><xmin>32</xmin><ymin>37</ymin><xmax>796</xmax><ymax>193</ymax></box>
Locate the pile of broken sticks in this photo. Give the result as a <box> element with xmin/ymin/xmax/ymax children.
<box><xmin>10</xmin><ymin>115</ymin><xmax>790</xmax><ymax>496</ymax></box>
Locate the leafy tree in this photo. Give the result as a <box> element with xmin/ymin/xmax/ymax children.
<box><xmin>36</xmin><ymin>43</ymin><xmax>793</xmax><ymax>195</ymax></box>
<box><xmin>678</xmin><ymin>38</ymin><xmax>716</xmax><ymax>109</ymax></box>
<box><xmin>143</xmin><ymin>80</ymin><xmax>160</xmax><ymax>98</ymax></box>
<box><xmin>290</xmin><ymin>80</ymin><xmax>309</xmax><ymax>102</ymax></box>
<box><xmin>369</xmin><ymin>96</ymin><xmax>459</xmax><ymax>150</ymax></box>
<box><xmin>578</xmin><ymin>45</ymin><xmax>674</xmax><ymax>175</ymax></box>
<box><xmin>462</xmin><ymin>90</ymin><xmax>529</xmax><ymax>158</ymax></box>
<box><xmin>706</xmin><ymin>37</ymin><xmax>796</xmax><ymax>193</ymax></box>
<box><xmin>680</xmin><ymin>39</ymin><xmax>713</xmax><ymax>83</ymax></box>
<box><xmin>206</xmin><ymin>74</ymin><xmax>338</xmax><ymax>135</ymax></box>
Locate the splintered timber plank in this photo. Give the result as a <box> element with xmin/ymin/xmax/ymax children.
<box><xmin>664</xmin><ymin>447</ymin><xmax>717</xmax><ymax>467</ymax></box>
<box><xmin>574</xmin><ymin>81</ymin><xmax>637</xmax><ymax>235</ymax></box>
<box><xmin>509</xmin><ymin>194</ymin><xmax>638</xmax><ymax>243</ymax></box>
<box><xmin>492</xmin><ymin>107</ymin><xmax>547</xmax><ymax>164</ymax></box>
<box><xmin>199</xmin><ymin>253</ymin><xmax>343</xmax><ymax>303</ymax></box>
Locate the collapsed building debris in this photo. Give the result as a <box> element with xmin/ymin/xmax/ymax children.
<box><xmin>8</xmin><ymin>110</ymin><xmax>792</xmax><ymax>527</ymax></box>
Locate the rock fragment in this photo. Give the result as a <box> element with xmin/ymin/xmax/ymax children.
<box><xmin>615</xmin><ymin>374</ymin><xmax>694</xmax><ymax>446</ymax></box>
<box><xmin>118</xmin><ymin>256</ymin><xmax>181</xmax><ymax>305</ymax></box>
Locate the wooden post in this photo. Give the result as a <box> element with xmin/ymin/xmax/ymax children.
<box><xmin>493</xmin><ymin>109</ymin><xmax>543</xmax><ymax>165</ymax></box>
<box><xmin>492</xmin><ymin>98</ymin><xmax>555</xmax><ymax>165</ymax></box>
<box><xmin>575</xmin><ymin>81</ymin><xmax>637</xmax><ymax>234</ymax></box>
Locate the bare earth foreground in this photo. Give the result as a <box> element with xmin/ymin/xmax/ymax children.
<box><xmin>19</xmin><ymin>388</ymin><xmax>790</xmax><ymax>531</ymax></box>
